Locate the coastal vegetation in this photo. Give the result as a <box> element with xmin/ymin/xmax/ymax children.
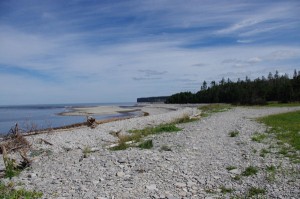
<box><xmin>166</xmin><ymin>70</ymin><xmax>300</xmax><ymax>105</ymax></box>
<box><xmin>0</xmin><ymin>182</ymin><xmax>42</xmax><ymax>199</ymax></box>
<box><xmin>258</xmin><ymin>110</ymin><xmax>300</xmax><ymax>162</ymax></box>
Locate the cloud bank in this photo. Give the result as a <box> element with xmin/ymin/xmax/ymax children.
<box><xmin>0</xmin><ymin>0</ymin><xmax>299</xmax><ymax>105</ymax></box>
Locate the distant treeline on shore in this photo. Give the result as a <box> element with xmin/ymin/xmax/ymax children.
<box><xmin>166</xmin><ymin>70</ymin><xmax>300</xmax><ymax>105</ymax></box>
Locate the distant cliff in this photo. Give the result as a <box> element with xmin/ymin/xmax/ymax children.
<box><xmin>137</xmin><ymin>96</ymin><xmax>169</xmax><ymax>103</ymax></box>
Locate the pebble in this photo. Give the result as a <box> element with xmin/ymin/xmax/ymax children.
<box><xmin>5</xmin><ymin>106</ymin><xmax>300</xmax><ymax>198</ymax></box>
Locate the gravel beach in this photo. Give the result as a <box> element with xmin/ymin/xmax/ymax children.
<box><xmin>1</xmin><ymin>104</ymin><xmax>300</xmax><ymax>199</ymax></box>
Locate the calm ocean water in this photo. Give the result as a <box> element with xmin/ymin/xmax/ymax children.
<box><xmin>0</xmin><ymin>102</ymin><xmax>136</xmax><ymax>135</ymax></box>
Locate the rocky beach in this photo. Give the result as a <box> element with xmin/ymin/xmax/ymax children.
<box><xmin>1</xmin><ymin>104</ymin><xmax>300</xmax><ymax>198</ymax></box>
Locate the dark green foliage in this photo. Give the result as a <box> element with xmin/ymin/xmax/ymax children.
<box><xmin>247</xmin><ymin>187</ymin><xmax>266</xmax><ymax>197</ymax></box>
<box><xmin>166</xmin><ymin>70</ymin><xmax>300</xmax><ymax>105</ymax></box>
<box><xmin>138</xmin><ymin>140</ymin><xmax>153</xmax><ymax>149</ymax></box>
<box><xmin>242</xmin><ymin>166</ymin><xmax>258</xmax><ymax>176</ymax></box>
<box><xmin>229</xmin><ymin>130</ymin><xmax>239</xmax><ymax>137</ymax></box>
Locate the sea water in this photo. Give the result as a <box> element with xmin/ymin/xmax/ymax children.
<box><xmin>0</xmin><ymin>102</ymin><xmax>136</xmax><ymax>135</ymax></box>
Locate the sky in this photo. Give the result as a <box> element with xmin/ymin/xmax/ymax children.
<box><xmin>0</xmin><ymin>0</ymin><xmax>299</xmax><ymax>105</ymax></box>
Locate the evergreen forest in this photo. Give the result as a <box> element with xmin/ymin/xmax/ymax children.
<box><xmin>166</xmin><ymin>70</ymin><xmax>300</xmax><ymax>105</ymax></box>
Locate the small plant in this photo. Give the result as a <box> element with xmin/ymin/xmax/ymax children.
<box><xmin>4</xmin><ymin>157</ymin><xmax>20</xmax><ymax>179</ymax></box>
<box><xmin>242</xmin><ymin>166</ymin><xmax>258</xmax><ymax>176</ymax></box>
<box><xmin>138</xmin><ymin>140</ymin><xmax>153</xmax><ymax>149</ymax></box>
<box><xmin>0</xmin><ymin>182</ymin><xmax>43</xmax><ymax>198</ymax></box>
<box><xmin>160</xmin><ymin>145</ymin><xmax>172</xmax><ymax>151</ymax></box>
<box><xmin>266</xmin><ymin>165</ymin><xmax>276</xmax><ymax>182</ymax></box>
<box><xmin>220</xmin><ymin>186</ymin><xmax>233</xmax><ymax>194</ymax></box>
<box><xmin>174</xmin><ymin>115</ymin><xmax>198</xmax><ymax>124</ymax></box>
<box><xmin>260</xmin><ymin>148</ymin><xmax>270</xmax><ymax>157</ymax></box>
<box><xmin>110</xmin><ymin>142</ymin><xmax>129</xmax><ymax>151</ymax></box>
<box><xmin>252</xmin><ymin>149</ymin><xmax>257</xmax><ymax>153</ymax></box>
<box><xmin>83</xmin><ymin>146</ymin><xmax>92</xmax><ymax>158</ymax></box>
<box><xmin>226</xmin><ymin>166</ymin><xmax>237</xmax><ymax>171</ymax></box>
<box><xmin>247</xmin><ymin>187</ymin><xmax>266</xmax><ymax>197</ymax></box>
<box><xmin>251</xmin><ymin>132</ymin><xmax>267</xmax><ymax>142</ymax></box>
<box><xmin>232</xmin><ymin>175</ymin><xmax>241</xmax><ymax>181</ymax></box>
<box><xmin>229</xmin><ymin>130</ymin><xmax>239</xmax><ymax>137</ymax></box>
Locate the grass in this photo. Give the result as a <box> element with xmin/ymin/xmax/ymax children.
<box><xmin>247</xmin><ymin>187</ymin><xmax>266</xmax><ymax>197</ymax></box>
<box><xmin>258</xmin><ymin>110</ymin><xmax>300</xmax><ymax>162</ymax></box>
<box><xmin>251</xmin><ymin>132</ymin><xmax>267</xmax><ymax>143</ymax></box>
<box><xmin>0</xmin><ymin>183</ymin><xmax>42</xmax><ymax>199</ymax></box>
<box><xmin>265</xmin><ymin>102</ymin><xmax>300</xmax><ymax>107</ymax></box>
<box><xmin>220</xmin><ymin>186</ymin><xmax>233</xmax><ymax>194</ymax></box>
<box><xmin>82</xmin><ymin>146</ymin><xmax>92</xmax><ymax>158</ymax></box>
<box><xmin>110</xmin><ymin>123</ymin><xmax>182</xmax><ymax>151</ymax></box>
<box><xmin>242</xmin><ymin>166</ymin><xmax>258</xmax><ymax>176</ymax></box>
<box><xmin>258</xmin><ymin>110</ymin><xmax>300</xmax><ymax>150</ymax></box>
<box><xmin>260</xmin><ymin>148</ymin><xmax>270</xmax><ymax>157</ymax></box>
<box><xmin>3</xmin><ymin>158</ymin><xmax>20</xmax><ymax>179</ymax></box>
<box><xmin>266</xmin><ymin>165</ymin><xmax>276</xmax><ymax>182</ymax></box>
<box><xmin>174</xmin><ymin>115</ymin><xmax>198</xmax><ymax>123</ymax></box>
<box><xmin>226</xmin><ymin>166</ymin><xmax>237</xmax><ymax>171</ymax></box>
<box><xmin>138</xmin><ymin>140</ymin><xmax>153</xmax><ymax>149</ymax></box>
<box><xmin>232</xmin><ymin>175</ymin><xmax>241</xmax><ymax>181</ymax></box>
<box><xmin>229</xmin><ymin>130</ymin><xmax>239</xmax><ymax>137</ymax></box>
<box><xmin>110</xmin><ymin>142</ymin><xmax>129</xmax><ymax>151</ymax></box>
<box><xmin>198</xmin><ymin>104</ymin><xmax>232</xmax><ymax>117</ymax></box>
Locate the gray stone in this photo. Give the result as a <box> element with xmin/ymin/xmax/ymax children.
<box><xmin>146</xmin><ymin>184</ymin><xmax>157</xmax><ymax>191</ymax></box>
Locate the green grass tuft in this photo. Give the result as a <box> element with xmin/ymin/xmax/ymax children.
<box><xmin>260</xmin><ymin>148</ymin><xmax>270</xmax><ymax>157</ymax></box>
<box><xmin>0</xmin><ymin>183</ymin><xmax>43</xmax><ymax>199</ymax></box>
<box><xmin>251</xmin><ymin>132</ymin><xmax>267</xmax><ymax>142</ymax></box>
<box><xmin>247</xmin><ymin>187</ymin><xmax>266</xmax><ymax>197</ymax></box>
<box><xmin>229</xmin><ymin>130</ymin><xmax>239</xmax><ymax>137</ymax></box>
<box><xmin>110</xmin><ymin>142</ymin><xmax>129</xmax><ymax>151</ymax></box>
<box><xmin>226</xmin><ymin>166</ymin><xmax>237</xmax><ymax>171</ymax></box>
<box><xmin>242</xmin><ymin>166</ymin><xmax>258</xmax><ymax>176</ymax></box>
<box><xmin>220</xmin><ymin>186</ymin><xmax>233</xmax><ymax>194</ymax></box>
<box><xmin>138</xmin><ymin>140</ymin><xmax>153</xmax><ymax>149</ymax></box>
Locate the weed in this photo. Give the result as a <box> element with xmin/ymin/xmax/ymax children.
<box><xmin>0</xmin><ymin>182</ymin><xmax>42</xmax><ymax>198</ymax></box>
<box><xmin>220</xmin><ymin>186</ymin><xmax>233</xmax><ymax>194</ymax></box>
<box><xmin>138</xmin><ymin>140</ymin><xmax>153</xmax><ymax>149</ymax></box>
<box><xmin>266</xmin><ymin>165</ymin><xmax>276</xmax><ymax>172</ymax></box>
<box><xmin>232</xmin><ymin>175</ymin><xmax>241</xmax><ymax>181</ymax></box>
<box><xmin>260</xmin><ymin>148</ymin><xmax>270</xmax><ymax>157</ymax></box>
<box><xmin>226</xmin><ymin>166</ymin><xmax>237</xmax><ymax>171</ymax></box>
<box><xmin>229</xmin><ymin>130</ymin><xmax>239</xmax><ymax>137</ymax></box>
<box><xmin>247</xmin><ymin>187</ymin><xmax>266</xmax><ymax>197</ymax></box>
<box><xmin>242</xmin><ymin>166</ymin><xmax>258</xmax><ymax>176</ymax></box>
<box><xmin>83</xmin><ymin>146</ymin><xmax>91</xmax><ymax>158</ymax></box>
<box><xmin>4</xmin><ymin>158</ymin><xmax>20</xmax><ymax>179</ymax></box>
<box><xmin>266</xmin><ymin>165</ymin><xmax>276</xmax><ymax>182</ymax></box>
<box><xmin>251</xmin><ymin>132</ymin><xmax>267</xmax><ymax>142</ymax></box>
<box><xmin>111</xmin><ymin>123</ymin><xmax>181</xmax><ymax>151</ymax></box>
<box><xmin>174</xmin><ymin>115</ymin><xmax>198</xmax><ymax>124</ymax></box>
<box><xmin>110</xmin><ymin>142</ymin><xmax>129</xmax><ymax>151</ymax></box>
<box><xmin>252</xmin><ymin>149</ymin><xmax>257</xmax><ymax>153</ymax></box>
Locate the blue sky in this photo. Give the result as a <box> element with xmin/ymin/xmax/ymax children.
<box><xmin>0</xmin><ymin>0</ymin><xmax>299</xmax><ymax>105</ymax></box>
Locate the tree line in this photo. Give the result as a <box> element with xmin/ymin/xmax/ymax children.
<box><xmin>166</xmin><ymin>70</ymin><xmax>300</xmax><ymax>105</ymax></box>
